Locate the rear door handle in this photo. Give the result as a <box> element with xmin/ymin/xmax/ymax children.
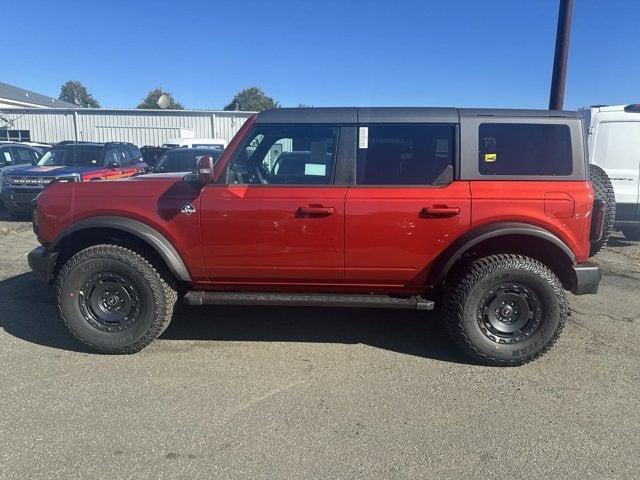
<box><xmin>296</xmin><ymin>205</ymin><xmax>335</xmax><ymax>217</ymax></box>
<box><xmin>420</xmin><ymin>206</ymin><xmax>460</xmax><ymax>218</ymax></box>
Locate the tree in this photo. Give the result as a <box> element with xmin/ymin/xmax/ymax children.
<box><xmin>59</xmin><ymin>80</ymin><xmax>100</xmax><ymax>108</ymax></box>
<box><xmin>137</xmin><ymin>88</ymin><xmax>184</xmax><ymax>110</ymax></box>
<box><xmin>224</xmin><ymin>87</ymin><xmax>279</xmax><ymax>112</ymax></box>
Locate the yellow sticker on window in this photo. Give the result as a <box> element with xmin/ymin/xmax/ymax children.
<box><xmin>484</xmin><ymin>153</ymin><xmax>497</xmax><ymax>162</ymax></box>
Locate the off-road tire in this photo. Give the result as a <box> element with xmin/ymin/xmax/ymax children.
<box><xmin>55</xmin><ymin>244</ymin><xmax>178</xmax><ymax>354</ymax></box>
<box><xmin>443</xmin><ymin>254</ymin><xmax>568</xmax><ymax>366</ymax></box>
<box><xmin>589</xmin><ymin>164</ymin><xmax>616</xmax><ymax>256</ymax></box>
<box><xmin>621</xmin><ymin>226</ymin><xmax>640</xmax><ymax>241</ymax></box>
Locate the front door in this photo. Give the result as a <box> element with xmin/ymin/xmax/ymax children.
<box><xmin>345</xmin><ymin>124</ymin><xmax>471</xmax><ymax>286</ymax></box>
<box><xmin>201</xmin><ymin>124</ymin><xmax>346</xmax><ymax>285</ymax></box>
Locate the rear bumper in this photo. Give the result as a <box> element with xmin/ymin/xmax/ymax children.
<box><xmin>28</xmin><ymin>246</ymin><xmax>58</xmax><ymax>284</ymax></box>
<box><xmin>571</xmin><ymin>262</ymin><xmax>601</xmax><ymax>295</ymax></box>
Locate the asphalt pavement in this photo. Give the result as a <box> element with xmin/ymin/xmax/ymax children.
<box><xmin>0</xmin><ymin>211</ymin><xmax>638</xmax><ymax>479</ymax></box>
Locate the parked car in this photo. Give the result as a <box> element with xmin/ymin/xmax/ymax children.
<box><xmin>0</xmin><ymin>143</ymin><xmax>43</xmax><ymax>202</ymax></box>
<box><xmin>152</xmin><ymin>147</ymin><xmax>223</xmax><ymax>174</ymax></box>
<box><xmin>581</xmin><ymin>104</ymin><xmax>640</xmax><ymax>240</ymax></box>
<box><xmin>162</xmin><ymin>137</ymin><xmax>227</xmax><ymax>149</ymax></box>
<box><xmin>140</xmin><ymin>146</ymin><xmax>170</xmax><ymax>168</ymax></box>
<box><xmin>1</xmin><ymin>141</ymin><xmax>147</xmax><ymax>216</ymax></box>
<box><xmin>29</xmin><ymin>107</ymin><xmax>603</xmax><ymax>365</ymax></box>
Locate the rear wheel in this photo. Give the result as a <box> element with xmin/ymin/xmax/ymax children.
<box><xmin>589</xmin><ymin>164</ymin><xmax>616</xmax><ymax>255</ymax></box>
<box><xmin>55</xmin><ymin>244</ymin><xmax>177</xmax><ymax>354</ymax></box>
<box><xmin>443</xmin><ymin>254</ymin><xmax>567</xmax><ymax>366</ymax></box>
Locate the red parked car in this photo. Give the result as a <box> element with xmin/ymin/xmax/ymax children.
<box><xmin>28</xmin><ymin>108</ymin><xmax>606</xmax><ymax>365</ymax></box>
<box><xmin>2</xmin><ymin>142</ymin><xmax>147</xmax><ymax>215</ymax></box>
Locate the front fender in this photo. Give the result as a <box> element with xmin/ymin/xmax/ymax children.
<box><xmin>50</xmin><ymin>215</ymin><xmax>191</xmax><ymax>282</ymax></box>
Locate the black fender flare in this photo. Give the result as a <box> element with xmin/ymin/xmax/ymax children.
<box><xmin>51</xmin><ymin>216</ymin><xmax>191</xmax><ymax>282</ymax></box>
<box><xmin>430</xmin><ymin>222</ymin><xmax>576</xmax><ymax>285</ymax></box>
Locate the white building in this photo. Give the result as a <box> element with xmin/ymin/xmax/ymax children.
<box><xmin>0</xmin><ymin>81</ymin><xmax>76</xmax><ymax>109</ymax></box>
<box><xmin>0</xmin><ymin>82</ymin><xmax>254</xmax><ymax>145</ymax></box>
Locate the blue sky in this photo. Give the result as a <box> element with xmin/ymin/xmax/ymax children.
<box><xmin>4</xmin><ymin>0</ymin><xmax>639</xmax><ymax>110</ymax></box>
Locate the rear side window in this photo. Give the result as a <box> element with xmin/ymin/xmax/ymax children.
<box><xmin>356</xmin><ymin>124</ymin><xmax>455</xmax><ymax>185</ymax></box>
<box><xmin>478</xmin><ymin>123</ymin><xmax>572</xmax><ymax>176</ymax></box>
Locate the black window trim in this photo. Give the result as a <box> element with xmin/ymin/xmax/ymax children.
<box><xmin>459</xmin><ymin>116</ymin><xmax>587</xmax><ymax>181</ymax></box>
<box><xmin>477</xmin><ymin>122</ymin><xmax>573</xmax><ymax>177</ymax></box>
<box><xmin>219</xmin><ymin>123</ymin><xmax>343</xmax><ymax>187</ymax></box>
<box><xmin>351</xmin><ymin>122</ymin><xmax>459</xmax><ymax>188</ymax></box>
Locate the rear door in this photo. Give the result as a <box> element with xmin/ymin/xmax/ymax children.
<box><xmin>345</xmin><ymin>124</ymin><xmax>471</xmax><ymax>286</ymax></box>
<box><xmin>592</xmin><ymin>118</ymin><xmax>640</xmax><ymax>219</ymax></box>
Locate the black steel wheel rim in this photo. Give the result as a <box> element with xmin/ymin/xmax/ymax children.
<box><xmin>477</xmin><ymin>283</ymin><xmax>542</xmax><ymax>344</ymax></box>
<box><xmin>78</xmin><ymin>272</ymin><xmax>142</xmax><ymax>332</ymax></box>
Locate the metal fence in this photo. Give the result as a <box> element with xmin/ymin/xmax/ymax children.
<box><xmin>0</xmin><ymin>108</ymin><xmax>255</xmax><ymax>146</ymax></box>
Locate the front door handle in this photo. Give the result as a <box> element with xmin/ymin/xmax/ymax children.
<box><xmin>420</xmin><ymin>206</ymin><xmax>460</xmax><ymax>218</ymax></box>
<box><xmin>296</xmin><ymin>205</ymin><xmax>335</xmax><ymax>217</ymax></box>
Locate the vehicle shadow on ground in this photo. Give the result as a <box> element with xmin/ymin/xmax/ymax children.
<box><xmin>0</xmin><ymin>209</ymin><xmax>30</xmax><ymax>222</ymax></box>
<box><xmin>607</xmin><ymin>236</ymin><xmax>637</xmax><ymax>248</ymax></box>
<box><xmin>0</xmin><ymin>272</ymin><xmax>471</xmax><ymax>364</ymax></box>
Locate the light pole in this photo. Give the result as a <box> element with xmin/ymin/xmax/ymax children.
<box><xmin>549</xmin><ymin>0</ymin><xmax>574</xmax><ymax>110</ymax></box>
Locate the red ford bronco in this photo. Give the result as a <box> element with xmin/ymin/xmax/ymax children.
<box><xmin>28</xmin><ymin>108</ymin><xmax>606</xmax><ymax>365</ymax></box>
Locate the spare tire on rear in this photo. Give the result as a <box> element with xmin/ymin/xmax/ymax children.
<box><xmin>589</xmin><ymin>163</ymin><xmax>616</xmax><ymax>256</ymax></box>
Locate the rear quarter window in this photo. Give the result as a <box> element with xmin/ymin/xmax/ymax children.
<box><xmin>478</xmin><ymin>123</ymin><xmax>572</xmax><ymax>176</ymax></box>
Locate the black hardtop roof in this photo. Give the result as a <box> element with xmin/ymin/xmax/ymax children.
<box><xmin>255</xmin><ymin>107</ymin><xmax>580</xmax><ymax>124</ymax></box>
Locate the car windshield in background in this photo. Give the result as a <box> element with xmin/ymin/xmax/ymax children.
<box><xmin>38</xmin><ymin>147</ymin><xmax>103</xmax><ymax>168</ymax></box>
<box><xmin>153</xmin><ymin>149</ymin><xmax>222</xmax><ymax>173</ymax></box>
<box><xmin>192</xmin><ymin>144</ymin><xmax>224</xmax><ymax>149</ymax></box>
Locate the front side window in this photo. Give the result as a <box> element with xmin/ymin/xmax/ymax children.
<box><xmin>117</xmin><ymin>146</ymin><xmax>132</xmax><ymax>164</ymax></box>
<box><xmin>104</xmin><ymin>149</ymin><xmax>120</xmax><ymax>166</ymax></box>
<box><xmin>356</xmin><ymin>124</ymin><xmax>455</xmax><ymax>185</ymax></box>
<box><xmin>227</xmin><ymin>125</ymin><xmax>338</xmax><ymax>185</ymax></box>
<box><xmin>129</xmin><ymin>146</ymin><xmax>142</xmax><ymax>162</ymax></box>
<box><xmin>478</xmin><ymin>123</ymin><xmax>572</xmax><ymax>176</ymax></box>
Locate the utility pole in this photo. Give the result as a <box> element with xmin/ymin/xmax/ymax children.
<box><xmin>549</xmin><ymin>0</ymin><xmax>574</xmax><ymax>110</ymax></box>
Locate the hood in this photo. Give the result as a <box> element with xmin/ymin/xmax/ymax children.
<box><xmin>6</xmin><ymin>165</ymin><xmax>87</xmax><ymax>178</ymax></box>
<box><xmin>123</xmin><ymin>172</ymin><xmax>186</xmax><ymax>181</ymax></box>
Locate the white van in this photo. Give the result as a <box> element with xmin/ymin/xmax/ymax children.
<box><xmin>162</xmin><ymin>137</ymin><xmax>227</xmax><ymax>149</ymax></box>
<box><xmin>581</xmin><ymin>104</ymin><xmax>640</xmax><ymax>240</ymax></box>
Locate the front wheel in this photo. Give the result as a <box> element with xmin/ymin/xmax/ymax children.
<box><xmin>443</xmin><ymin>254</ymin><xmax>568</xmax><ymax>366</ymax></box>
<box><xmin>55</xmin><ymin>244</ymin><xmax>177</xmax><ymax>354</ymax></box>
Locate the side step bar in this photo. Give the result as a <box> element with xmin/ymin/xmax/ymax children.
<box><xmin>184</xmin><ymin>291</ymin><xmax>435</xmax><ymax>311</ymax></box>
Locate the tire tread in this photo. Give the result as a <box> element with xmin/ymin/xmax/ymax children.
<box><xmin>443</xmin><ymin>254</ymin><xmax>568</xmax><ymax>366</ymax></box>
<box><xmin>55</xmin><ymin>244</ymin><xmax>177</xmax><ymax>354</ymax></box>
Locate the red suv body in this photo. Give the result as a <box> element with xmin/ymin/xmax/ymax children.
<box><xmin>28</xmin><ymin>108</ymin><xmax>603</xmax><ymax>365</ymax></box>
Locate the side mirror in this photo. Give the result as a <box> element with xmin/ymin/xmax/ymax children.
<box><xmin>196</xmin><ymin>155</ymin><xmax>214</xmax><ymax>184</ymax></box>
<box><xmin>106</xmin><ymin>160</ymin><xmax>119</xmax><ymax>169</ymax></box>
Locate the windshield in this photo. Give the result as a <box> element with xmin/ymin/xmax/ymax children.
<box><xmin>153</xmin><ymin>149</ymin><xmax>222</xmax><ymax>173</ymax></box>
<box><xmin>38</xmin><ymin>146</ymin><xmax>103</xmax><ymax>168</ymax></box>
